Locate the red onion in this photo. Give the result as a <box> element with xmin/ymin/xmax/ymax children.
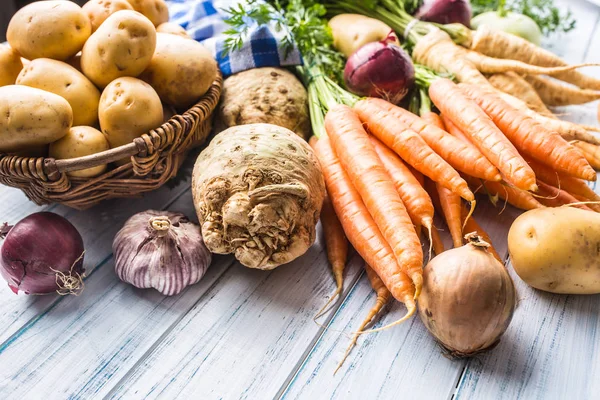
<box><xmin>415</xmin><ymin>0</ymin><xmax>472</xmax><ymax>28</ymax></box>
<box><xmin>0</xmin><ymin>212</ymin><xmax>85</xmax><ymax>295</ymax></box>
<box><xmin>344</xmin><ymin>33</ymin><xmax>415</xmax><ymax>104</ymax></box>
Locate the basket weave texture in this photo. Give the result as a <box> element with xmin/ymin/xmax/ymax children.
<box><xmin>0</xmin><ymin>73</ymin><xmax>223</xmax><ymax>210</ymax></box>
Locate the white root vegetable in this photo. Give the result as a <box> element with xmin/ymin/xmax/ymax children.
<box><xmin>192</xmin><ymin>123</ymin><xmax>325</xmax><ymax>270</ymax></box>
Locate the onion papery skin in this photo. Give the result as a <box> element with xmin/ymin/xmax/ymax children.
<box><xmin>415</xmin><ymin>0</ymin><xmax>472</xmax><ymax>28</ymax></box>
<box><xmin>417</xmin><ymin>237</ymin><xmax>516</xmax><ymax>357</ymax></box>
<box><xmin>344</xmin><ymin>40</ymin><xmax>415</xmax><ymax>105</ymax></box>
<box><xmin>0</xmin><ymin>212</ymin><xmax>84</xmax><ymax>295</ymax></box>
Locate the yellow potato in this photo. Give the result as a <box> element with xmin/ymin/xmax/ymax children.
<box><xmin>81</xmin><ymin>10</ymin><xmax>157</xmax><ymax>88</ymax></box>
<box><xmin>7</xmin><ymin>1</ymin><xmax>91</xmax><ymax>61</ymax></box>
<box><xmin>17</xmin><ymin>58</ymin><xmax>101</xmax><ymax>127</ymax></box>
<box><xmin>141</xmin><ymin>33</ymin><xmax>218</xmax><ymax>107</ymax></box>
<box><xmin>156</xmin><ymin>22</ymin><xmax>189</xmax><ymax>38</ymax></box>
<box><xmin>49</xmin><ymin>126</ymin><xmax>110</xmax><ymax>178</ymax></box>
<box><xmin>82</xmin><ymin>0</ymin><xmax>134</xmax><ymax>32</ymax></box>
<box><xmin>126</xmin><ymin>0</ymin><xmax>169</xmax><ymax>26</ymax></box>
<box><xmin>508</xmin><ymin>207</ymin><xmax>600</xmax><ymax>294</ymax></box>
<box><xmin>0</xmin><ymin>85</ymin><xmax>72</xmax><ymax>153</ymax></box>
<box><xmin>99</xmin><ymin>77</ymin><xmax>163</xmax><ymax>151</ymax></box>
<box><xmin>0</xmin><ymin>45</ymin><xmax>23</xmax><ymax>87</ymax></box>
<box><xmin>329</xmin><ymin>14</ymin><xmax>396</xmax><ymax>58</ymax></box>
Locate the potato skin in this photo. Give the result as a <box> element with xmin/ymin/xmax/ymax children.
<box><xmin>508</xmin><ymin>207</ymin><xmax>600</xmax><ymax>294</ymax></box>
<box><xmin>0</xmin><ymin>45</ymin><xmax>23</xmax><ymax>87</ymax></box>
<box><xmin>126</xmin><ymin>0</ymin><xmax>169</xmax><ymax>26</ymax></box>
<box><xmin>17</xmin><ymin>58</ymin><xmax>101</xmax><ymax>127</ymax></box>
<box><xmin>7</xmin><ymin>1</ymin><xmax>92</xmax><ymax>61</ymax></box>
<box><xmin>49</xmin><ymin>126</ymin><xmax>110</xmax><ymax>178</ymax></box>
<box><xmin>156</xmin><ymin>22</ymin><xmax>189</xmax><ymax>38</ymax></box>
<box><xmin>140</xmin><ymin>33</ymin><xmax>217</xmax><ymax>107</ymax></box>
<box><xmin>329</xmin><ymin>14</ymin><xmax>395</xmax><ymax>58</ymax></box>
<box><xmin>81</xmin><ymin>10</ymin><xmax>157</xmax><ymax>88</ymax></box>
<box><xmin>83</xmin><ymin>0</ymin><xmax>134</xmax><ymax>32</ymax></box>
<box><xmin>0</xmin><ymin>85</ymin><xmax>72</xmax><ymax>152</ymax></box>
<box><xmin>217</xmin><ymin>68</ymin><xmax>310</xmax><ymax>139</ymax></box>
<box><xmin>99</xmin><ymin>77</ymin><xmax>163</xmax><ymax>150</ymax></box>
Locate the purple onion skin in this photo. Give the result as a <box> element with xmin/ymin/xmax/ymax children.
<box><xmin>0</xmin><ymin>212</ymin><xmax>84</xmax><ymax>295</ymax></box>
<box><xmin>344</xmin><ymin>40</ymin><xmax>415</xmax><ymax>104</ymax></box>
<box><xmin>415</xmin><ymin>0</ymin><xmax>472</xmax><ymax>28</ymax></box>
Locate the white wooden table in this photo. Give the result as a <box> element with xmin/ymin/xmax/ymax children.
<box><xmin>1</xmin><ymin>1</ymin><xmax>600</xmax><ymax>398</ymax></box>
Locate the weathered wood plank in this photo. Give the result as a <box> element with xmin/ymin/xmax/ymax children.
<box><xmin>280</xmin><ymin>201</ymin><xmax>519</xmax><ymax>400</ymax></box>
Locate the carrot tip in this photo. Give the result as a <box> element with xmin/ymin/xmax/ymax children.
<box><xmin>353</xmin><ymin>304</ymin><xmax>416</xmax><ymax>335</ymax></box>
<box><xmin>412</xmin><ymin>274</ymin><xmax>423</xmax><ymax>299</ymax></box>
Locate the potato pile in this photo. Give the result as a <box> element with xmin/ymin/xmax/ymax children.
<box><xmin>0</xmin><ymin>0</ymin><xmax>218</xmax><ymax>178</ymax></box>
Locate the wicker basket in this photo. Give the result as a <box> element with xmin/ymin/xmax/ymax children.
<box><xmin>0</xmin><ymin>73</ymin><xmax>223</xmax><ymax>210</ymax></box>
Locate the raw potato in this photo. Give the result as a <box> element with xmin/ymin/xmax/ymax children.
<box><xmin>7</xmin><ymin>1</ymin><xmax>92</xmax><ymax>61</ymax></box>
<box><xmin>126</xmin><ymin>0</ymin><xmax>169</xmax><ymax>26</ymax></box>
<box><xmin>0</xmin><ymin>45</ymin><xmax>23</xmax><ymax>87</ymax></box>
<box><xmin>0</xmin><ymin>85</ymin><xmax>72</xmax><ymax>152</ymax></box>
<box><xmin>508</xmin><ymin>207</ymin><xmax>600</xmax><ymax>294</ymax></box>
<box><xmin>192</xmin><ymin>123</ymin><xmax>325</xmax><ymax>270</ymax></box>
<box><xmin>140</xmin><ymin>33</ymin><xmax>217</xmax><ymax>107</ymax></box>
<box><xmin>17</xmin><ymin>58</ymin><xmax>101</xmax><ymax>127</ymax></box>
<box><xmin>81</xmin><ymin>10</ymin><xmax>157</xmax><ymax>88</ymax></box>
<box><xmin>99</xmin><ymin>77</ymin><xmax>163</xmax><ymax>150</ymax></box>
<box><xmin>49</xmin><ymin>126</ymin><xmax>110</xmax><ymax>178</ymax></box>
<box><xmin>82</xmin><ymin>0</ymin><xmax>134</xmax><ymax>32</ymax></box>
<box><xmin>156</xmin><ymin>22</ymin><xmax>189</xmax><ymax>38</ymax></box>
<box><xmin>329</xmin><ymin>14</ymin><xmax>395</xmax><ymax>58</ymax></box>
<box><xmin>217</xmin><ymin>68</ymin><xmax>310</xmax><ymax>139</ymax></box>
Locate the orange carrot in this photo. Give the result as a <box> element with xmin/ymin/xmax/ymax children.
<box><xmin>335</xmin><ymin>264</ymin><xmax>392</xmax><ymax>373</ymax></box>
<box><xmin>460</xmin><ymin>205</ymin><xmax>502</xmax><ymax>262</ymax></box>
<box><xmin>463</xmin><ymin>175</ymin><xmax>544</xmax><ymax>210</ymax></box>
<box><xmin>437</xmin><ymin>183</ymin><xmax>463</xmax><ymax>248</ymax></box>
<box><xmin>353</xmin><ymin>99</ymin><xmax>474</xmax><ymax>202</ymax></box>
<box><xmin>526</xmin><ymin>157</ymin><xmax>600</xmax><ymax>202</ymax></box>
<box><xmin>325</xmin><ymin>105</ymin><xmax>424</xmax><ymax>297</ymax></box>
<box><xmin>409</xmin><ymin>166</ymin><xmax>425</xmax><ymax>187</ymax></box>
<box><xmin>442</xmin><ymin>114</ymin><xmax>477</xmax><ymax>147</ymax></box>
<box><xmin>366</xmin><ymin>98</ymin><xmax>501</xmax><ymax>181</ymax></box>
<box><xmin>311</xmin><ymin>134</ymin><xmax>416</xmax><ymax>321</ymax></box>
<box><xmin>420</xmin><ymin>111</ymin><xmax>445</xmax><ymax>130</ymax></box>
<box><xmin>459</xmin><ymin>83</ymin><xmax>595</xmax><ymax>181</ymax></box>
<box><xmin>315</xmin><ymin>194</ymin><xmax>349</xmax><ymax>318</ymax></box>
<box><xmin>429</xmin><ymin>78</ymin><xmax>537</xmax><ymax>192</ymax></box>
<box><xmin>571</xmin><ymin>140</ymin><xmax>600</xmax><ymax>170</ymax></box>
<box><xmin>536</xmin><ymin>180</ymin><xmax>593</xmax><ymax>211</ymax></box>
<box><xmin>430</xmin><ymin>225</ymin><xmax>445</xmax><ymax>255</ymax></box>
<box><xmin>370</xmin><ymin>136</ymin><xmax>434</xmax><ymax>236</ymax></box>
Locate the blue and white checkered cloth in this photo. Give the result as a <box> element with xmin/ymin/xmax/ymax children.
<box><xmin>165</xmin><ymin>0</ymin><xmax>302</xmax><ymax>77</ymax></box>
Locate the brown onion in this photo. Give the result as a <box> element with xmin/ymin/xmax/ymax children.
<box><xmin>418</xmin><ymin>233</ymin><xmax>516</xmax><ymax>357</ymax></box>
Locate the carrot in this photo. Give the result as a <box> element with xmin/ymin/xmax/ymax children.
<box><xmin>526</xmin><ymin>158</ymin><xmax>600</xmax><ymax>202</ymax></box>
<box><xmin>429</xmin><ymin>78</ymin><xmax>537</xmax><ymax>191</ymax></box>
<box><xmin>370</xmin><ymin>136</ymin><xmax>434</xmax><ymax>237</ymax></box>
<box><xmin>366</xmin><ymin>98</ymin><xmax>501</xmax><ymax>182</ymax></box>
<box><xmin>413</xmin><ymin>28</ymin><xmax>490</xmax><ymax>86</ymax></box>
<box><xmin>441</xmin><ymin>114</ymin><xmax>475</xmax><ymax>146</ymax></box>
<box><xmin>311</xmin><ymin>135</ymin><xmax>416</xmax><ymax>319</ymax></box>
<box><xmin>430</xmin><ymin>225</ymin><xmax>445</xmax><ymax>255</ymax></box>
<box><xmin>314</xmin><ymin>194</ymin><xmax>349</xmax><ymax>319</ymax></box>
<box><xmin>536</xmin><ymin>180</ymin><xmax>593</xmax><ymax>211</ymax></box>
<box><xmin>437</xmin><ymin>183</ymin><xmax>463</xmax><ymax>248</ymax></box>
<box><xmin>459</xmin><ymin>83</ymin><xmax>596</xmax><ymax>181</ymax></box>
<box><xmin>325</xmin><ymin>105</ymin><xmax>424</xmax><ymax>299</ymax></box>
<box><xmin>409</xmin><ymin>166</ymin><xmax>425</xmax><ymax>186</ymax></box>
<box><xmin>524</xmin><ymin>75</ymin><xmax>600</xmax><ymax>106</ymax></box>
<box><xmin>572</xmin><ymin>141</ymin><xmax>600</xmax><ymax>170</ymax></box>
<box><xmin>488</xmin><ymin>72</ymin><xmax>553</xmax><ymax>116</ymax></box>
<box><xmin>420</xmin><ymin>110</ymin><xmax>445</xmax><ymax>130</ymax></box>
<box><xmin>463</xmin><ymin>175</ymin><xmax>544</xmax><ymax>211</ymax></box>
<box><xmin>335</xmin><ymin>264</ymin><xmax>392</xmax><ymax>373</ymax></box>
<box><xmin>464</xmin><ymin>50</ymin><xmax>598</xmax><ymax>77</ymax></box>
<box><xmin>460</xmin><ymin>204</ymin><xmax>502</xmax><ymax>262</ymax></box>
<box><xmin>470</xmin><ymin>26</ymin><xmax>600</xmax><ymax>90</ymax></box>
<box><xmin>353</xmin><ymin>99</ymin><xmax>474</xmax><ymax>202</ymax></box>
<box><xmin>572</xmin><ymin>194</ymin><xmax>600</xmax><ymax>213</ymax></box>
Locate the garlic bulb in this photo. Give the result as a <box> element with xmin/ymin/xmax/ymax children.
<box><xmin>113</xmin><ymin>210</ymin><xmax>211</xmax><ymax>296</ymax></box>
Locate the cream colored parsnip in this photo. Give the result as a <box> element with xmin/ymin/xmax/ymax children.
<box><xmin>17</xmin><ymin>59</ymin><xmax>101</xmax><ymax>127</ymax></box>
<box><xmin>81</xmin><ymin>10</ymin><xmax>157</xmax><ymax>88</ymax></box>
<box><xmin>49</xmin><ymin>126</ymin><xmax>110</xmax><ymax>178</ymax></box>
<box><xmin>0</xmin><ymin>86</ymin><xmax>72</xmax><ymax>152</ymax></box>
<box><xmin>7</xmin><ymin>1</ymin><xmax>91</xmax><ymax>61</ymax></box>
<box><xmin>508</xmin><ymin>207</ymin><xmax>600</xmax><ymax>294</ymax></box>
<box><xmin>0</xmin><ymin>45</ymin><xmax>23</xmax><ymax>87</ymax></box>
<box><xmin>141</xmin><ymin>33</ymin><xmax>218</xmax><ymax>107</ymax></box>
